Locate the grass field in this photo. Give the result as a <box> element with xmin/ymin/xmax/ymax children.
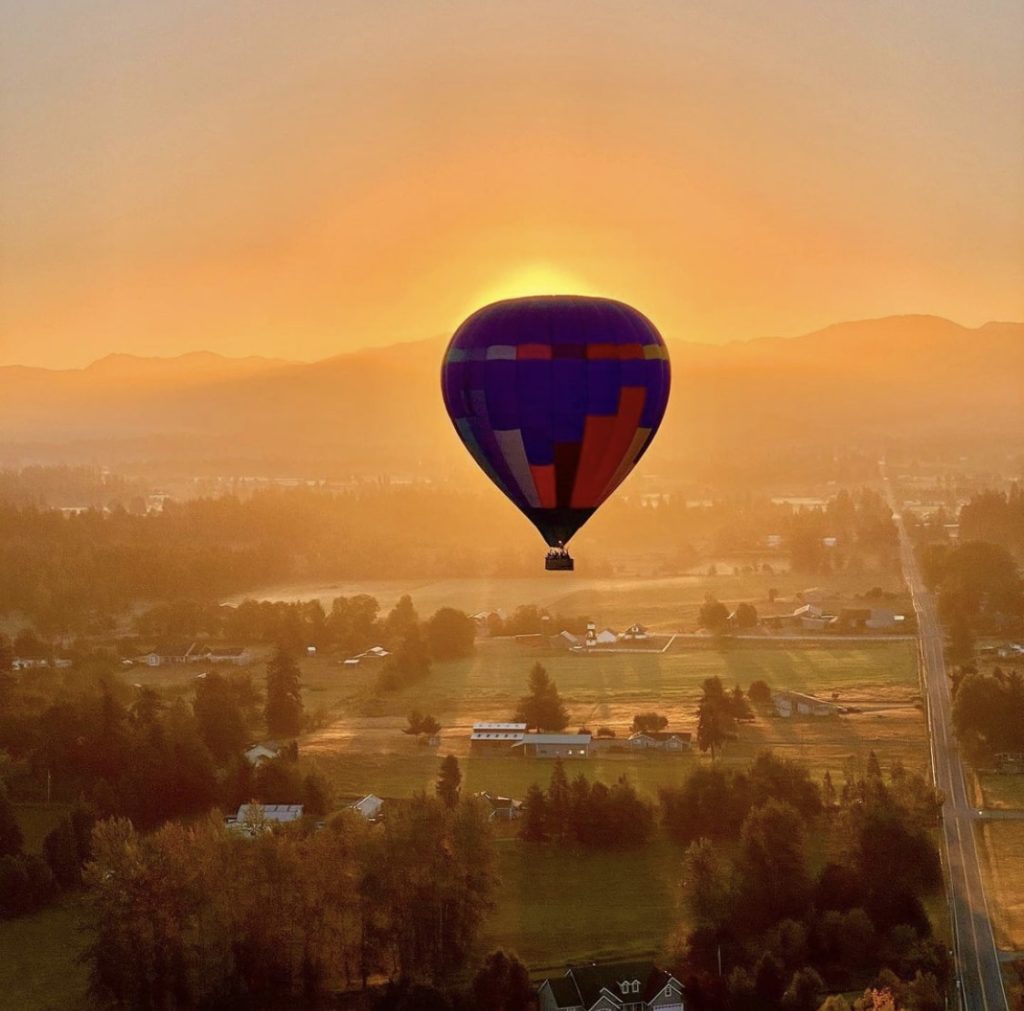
<box><xmin>978</xmin><ymin>774</ymin><xmax>1024</xmax><ymax>812</ymax></box>
<box><xmin>0</xmin><ymin>898</ymin><xmax>90</xmax><ymax>1011</ymax></box>
<box><xmin>483</xmin><ymin>836</ymin><xmax>683</xmax><ymax>970</ymax></box>
<box><xmin>227</xmin><ymin>569</ymin><xmax>909</xmax><ymax>634</ymax></box>
<box><xmin>299</xmin><ymin>637</ymin><xmax>926</xmax><ymax>798</ymax></box>
<box><xmin>978</xmin><ymin>821</ymin><xmax>1024</xmax><ymax>951</ymax></box>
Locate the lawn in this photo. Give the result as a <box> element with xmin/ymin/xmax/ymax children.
<box><xmin>978</xmin><ymin>821</ymin><xmax>1024</xmax><ymax>951</ymax></box>
<box><xmin>0</xmin><ymin>897</ymin><xmax>90</xmax><ymax>1011</ymax></box>
<box><xmin>977</xmin><ymin>774</ymin><xmax>1024</xmax><ymax>812</ymax></box>
<box><xmin>481</xmin><ymin>836</ymin><xmax>684</xmax><ymax>971</ymax></box>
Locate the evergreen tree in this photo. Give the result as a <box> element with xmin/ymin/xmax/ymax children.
<box><xmin>514</xmin><ymin>663</ymin><xmax>569</xmax><ymax>731</ymax></box>
<box><xmin>43</xmin><ymin>816</ymin><xmax>81</xmax><ymax>888</ymax></box>
<box><xmin>265</xmin><ymin>646</ymin><xmax>303</xmax><ymax>738</ymax></box>
<box><xmin>519</xmin><ymin>784</ymin><xmax>548</xmax><ymax>841</ymax></box>
<box><xmin>436</xmin><ymin>755</ymin><xmax>462</xmax><ymax>809</ymax></box>
<box><xmin>547</xmin><ymin>758</ymin><xmax>572</xmax><ymax>840</ymax></box>
<box><xmin>471</xmin><ymin>949</ymin><xmax>532</xmax><ymax>1011</ymax></box>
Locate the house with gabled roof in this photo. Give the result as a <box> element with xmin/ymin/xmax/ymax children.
<box><xmin>538</xmin><ymin>960</ymin><xmax>685</xmax><ymax>1011</ymax></box>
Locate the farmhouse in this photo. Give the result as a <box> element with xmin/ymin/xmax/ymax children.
<box><xmin>476</xmin><ymin>791</ymin><xmax>523</xmax><ymax>821</ymax></box>
<box><xmin>621</xmin><ymin>623</ymin><xmax>649</xmax><ymax>641</ymax></box>
<box><xmin>343</xmin><ymin>645</ymin><xmax>390</xmax><ymax>666</ymax></box>
<box><xmin>350</xmin><ymin>794</ymin><xmax>385</xmax><ymax>822</ymax></box>
<box><xmin>538</xmin><ymin>960</ymin><xmax>685</xmax><ymax>1011</ymax></box>
<box><xmin>583</xmin><ymin>622</ymin><xmax>618</xmax><ymax>647</ymax></box>
<box><xmin>512</xmin><ymin>733</ymin><xmax>591</xmax><ymax>759</ymax></box>
<box><xmin>772</xmin><ymin>690</ymin><xmax>844</xmax><ymax>718</ymax></box>
<box><xmin>470</xmin><ymin>721</ymin><xmax>527</xmax><ymax>752</ymax></box>
<box><xmin>228</xmin><ymin>804</ymin><xmax>304</xmax><ymax>835</ymax></box>
<box><xmin>628</xmin><ymin>731</ymin><xmax>693</xmax><ymax>752</ymax></box>
<box><xmin>139</xmin><ymin>641</ymin><xmax>201</xmax><ymax>666</ymax></box>
<box><xmin>244</xmin><ymin>740</ymin><xmax>296</xmax><ymax>765</ymax></box>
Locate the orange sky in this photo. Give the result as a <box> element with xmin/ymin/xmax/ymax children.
<box><xmin>1</xmin><ymin>1</ymin><xmax>1022</xmax><ymax>367</ymax></box>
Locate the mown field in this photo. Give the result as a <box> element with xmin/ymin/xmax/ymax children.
<box><xmin>298</xmin><ymin>636</ymin><xmax>926</xmax><ymax>796</ymax></box>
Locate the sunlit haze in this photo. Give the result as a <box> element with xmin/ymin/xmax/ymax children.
<box><xmin>2</xmin><ymin>0</ymin><xmax>1023</xmax><ymax>367</ymax></box>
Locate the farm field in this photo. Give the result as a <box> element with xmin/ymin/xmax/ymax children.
<box><xmin>978</xmin><ymin>821</ymin><xmax>1024</xmax><ymax>951</ymax></box>
<box><xmin>297</xmin><ymin>637</ymin><xmax>926</xmax><ymax>802</ymax></box>
<box><xmin>226</xmin><ymin>569</ymin><xmax>909</xmax><ymax>633</ymax></box>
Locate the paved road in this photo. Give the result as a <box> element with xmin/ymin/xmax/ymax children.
<box><xmin>886</xmin><ymin>471</ymin><xmax>1009</xmax><ymax>1010</ymax></box>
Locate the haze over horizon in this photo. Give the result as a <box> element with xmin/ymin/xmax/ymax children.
<box><xmin>2</xmin><ymin>1</ymin><xmax>1023</xmax><ymax>369</ymax></box>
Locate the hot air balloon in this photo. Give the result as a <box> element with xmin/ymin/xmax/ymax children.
<box><xmin>441</xmin><ymin>295</ymin><xmax>671</xmax><ymax>570</ymax></box>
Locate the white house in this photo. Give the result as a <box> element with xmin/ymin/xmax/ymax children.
<box><xmin>350</xmin><ymin>794</ymin><xmax>385</xmax><ymax>822</ymax></box>
<box><xmin>139</xmin><ymin>642</ymin><xmax>200</xmax><ymax>666</ymax></box>
<box><xmin>621</xmin><ymin>623</ymin><xmax>649</xmax><ymax>641</ymax></box>
<box><xmin>538</xmin><ymin>961</ymin><xmax>685</xmax><ymax>1011</ymax></box>
<box><xmin>244</xmin><ymin>741</ymin><xmax>285</xmax><ymax>766</ymax></box>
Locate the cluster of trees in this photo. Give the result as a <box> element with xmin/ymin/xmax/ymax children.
<box><xmin>698</xmin><ymin>597</ymin><xmax>759</xmax><ymax>633</ymax></box>
<box><xmin>480</xmin><ymin>604</ymin><xmax>591</xmax><ymax>637</ymax></box>
<box><xmin>696</xmin><ymin>677</ymin><xmax>753</xmax><ymax>758</ymax></box>
<box><xmin>918</xmin><ymin>540</ymin><xmax>1023</xmax><ymax>658</ymax></box>
<box><xmin>958</xmin><ymin>487</ymin><xmax>1024</xmax><ymax>558</ymax></box>
<box><xmin>85</xmin><ymin>789</ymin><xmax>497</xmax><ymax>1009</ymax></box>
<box><xmin>666</xmin><ymin>752</ymin><xmax>946</xmax><ymax>1009</ymax></box>
<box><xmin>0</xmin><ymin>649</ymin><xmax>327</xmax><ymax>831</ymax></box>
<box><xmin>520</xmin><ymin>761</ymin><xmax>655</xmax><ymax>848</ymax></box>
<box><xmin>952</xmin><ymin>666</ymin><xmax>1024</xmax><ymax>759</ymax></box>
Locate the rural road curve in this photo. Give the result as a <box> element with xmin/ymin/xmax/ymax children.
<box><xmin>886</xmin><ymin>467</ymin><xmax>1009</xmax><ymax>1011</ymax></box>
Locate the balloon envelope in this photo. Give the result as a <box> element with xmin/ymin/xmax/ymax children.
<box><xmin>441</xmin><ymin>295</ymin><xmax>671</xmax><ymax>548</ymax></box>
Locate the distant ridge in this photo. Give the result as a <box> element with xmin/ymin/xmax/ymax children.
<box><xmin>0</xmin><ymin>315</ymin><xmax>1019</xmax><ymax>471</ymax></box>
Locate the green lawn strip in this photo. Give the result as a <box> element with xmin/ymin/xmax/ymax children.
<box><xmin>0</xmin><ymin>897</ymin><xmax>90</xmax><ymax>1011</ymax></box>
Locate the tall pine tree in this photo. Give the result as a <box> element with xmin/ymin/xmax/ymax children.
<box><xmin>265</xmin><ymin>646</ymin><xmax>303</xmax><ymax>738</ymax></box>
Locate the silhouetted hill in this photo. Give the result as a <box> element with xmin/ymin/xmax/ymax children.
<box><xmin>0</xmin><ymin>317</ymin><xmax>1019</xmax><ymax>479</ymax></box>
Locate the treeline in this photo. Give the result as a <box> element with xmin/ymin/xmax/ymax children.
<box><xmin>664</xmin><ymin>753</ymin><xmax>946</xmax><ymax>1008</ymax></box>
<box><xmin>85</xmin><ymin>790</ymin><xmax>497</xmax><ymax>1009</ymax></box>
<box><xmin>0</xmin><ymin>481</ymin><xmax>902</xmax><ymax>635</ymax></box>
<box><xmin>0</xmin><ymin>653</ymin><xmax>328</xmax><ymax>829</ymax></box>
<box><xmin>958</xmin><ymin>486</ymin><xmax>1024</xmax><ymax>558</ymax></box>
<box><xmin>952</xmin><ymin>666</ymin><xmax>1024</xmax><ymax>760</ymax></box>
<box><xmin>917</xmin><ymin>539</ymin><xmax>1023</xmax><ymax>663</ymax></box>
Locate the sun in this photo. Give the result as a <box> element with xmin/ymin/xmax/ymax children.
<box><xmin>469</xmin><ymin>263</ymin><xmax>602</xmax><ymax>310</ymax></box>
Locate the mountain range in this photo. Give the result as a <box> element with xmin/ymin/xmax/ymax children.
<box><xmin>0</xmin><ymin>315</ymin><xmax>1019</xmax><ymax>478</ymax></box>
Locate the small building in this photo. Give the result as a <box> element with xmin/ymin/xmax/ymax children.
<box><xmin>343</xmin><ymin>645</ymin><xmax>390</xmax><ymax>666</ymax></box>
<box><xmin>772</xmin><ymin>690</ymin><xmax>844</xmax><ymax>718</ymax></box>
<box><xmin>470</xmin><ymin>722</ymin><xmax>528</xmax><ymax>753</ymax></box>
<box><xmin>557</xmin><ymin>630</ymin><xmax>582</xmax><ymax>648</ymax></box>
<box><xmin>351</xmin><ymin>794</ymin><xmax>385</xmax><ymax>822</ymax></box>
<box><xmin>476</xmin><ymin>791</ymin><xmax>523</xmax><ymax>821</ymax></box>
<box><xmin>865</xmin><ymin>608</ymin><xmax>901</xmax><ymax>631</ymax></box>
<box><xmin>139</xmin><ymin>642</ymin><xmax>200</xmax><ymax>666</ymax></box>
<box><xmin>244</xmin><ymin>740</ymin><xmax>296</xmax><ymax>766</ymax></box>
<box><xmin>228</xmin><ymin>803</ymin><xmax>304</xmax><ymax>835</ymax></box>
<box><xmin>206</xmin><ymin>646</ymin><xmax>252</xmax><ymax>665</ymax></box>
<box><xmin>621</xmin><ymin>623</ymin><xmax>649</xmax><ymax>641</ymax></box>
<box><xmin>512</xmin><ymin>733</ymin><xmax>591</xmax><ymax>759</ymax></box>
<box><xmin>538</xmin><ymin>960</ymin><xmax>685</xmax><ymax>1011</ymax></box>
<box><xmin>628</xmin><ymin>731</ymin><xmax>693</xmax><ymax>752</ymax></box>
